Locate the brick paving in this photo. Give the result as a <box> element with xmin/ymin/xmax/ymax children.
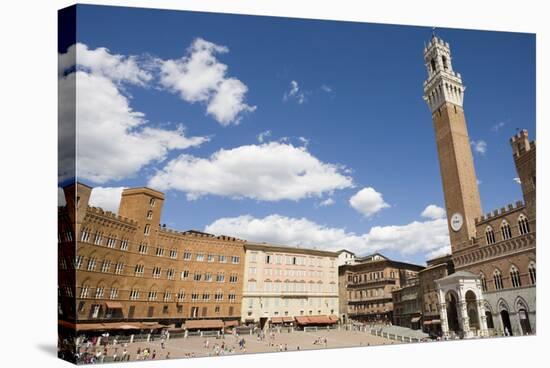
<box><xmin>80</xmin><ymin>329</ymin><xmax>395</xmax><ymax>362</ymax></box>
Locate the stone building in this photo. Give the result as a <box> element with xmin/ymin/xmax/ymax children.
<box><xmin>392</xmin><ymin>279</ymin><xmax>422</xmax><ymax>330</ymax></box>
<box><xmin>418</xmin><ymin>254</ymin><xmax>454</xmax><ymax>335</ymax></box>
<box><xmin>241</xmin><ymin>242</ymin><xmax>339</xmax><ymax>329</ymax></box>
<box><xmin>58</xmin><ymin>183</ymin><xmax>245</xmax><ymax>332</ymax></box>
<box><xmin>423</xmin><ymin>35</ymin><xmax>536</xmax><ymax>338</ymax></box>
<box><xmin>339</xmin><ymin>254</ymin><xmax>424</xmax><ymax>323</ymax></box>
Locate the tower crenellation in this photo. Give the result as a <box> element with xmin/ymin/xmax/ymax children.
<box><xmin>423</xmin><ymin>35</ymin><xmax>466</xmax><ymax>113</ymax></box>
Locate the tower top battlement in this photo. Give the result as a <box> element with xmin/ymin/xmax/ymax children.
<box><xmin>422</xmin><ymin>36</ymin><xmax>465</xmax><ymax>113</ymax></box>
<box><xmin>510</xmin><ymin>129</ymin><xmax>534</xmax><ymax>157</ymax></box>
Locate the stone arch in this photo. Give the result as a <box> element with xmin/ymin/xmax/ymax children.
<box><xmin>497</xmin><ymin>298</ymin><xmax>510</xmax><ymax>312</ymax></box>
<box><xmin>514</xmin><ymin>296</ymin><xmax>529</xmax><ymax>313</ymax></box>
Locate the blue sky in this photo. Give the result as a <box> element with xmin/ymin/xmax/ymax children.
<box><xmin>59</xmin><ymin>4</ymin><xmax>535</xmax><ymax>265</ymax></box>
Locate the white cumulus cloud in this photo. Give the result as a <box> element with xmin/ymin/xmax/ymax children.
<box><xmin>148</xmin><ymin>142</ymin><xmax>353</xmax><ymax>201</ymax></box>
<box><xmin>283</xmin><ymin>80</ymin><xmax>306</xmax><ymax>104</ymax></box>
<box><xmin>58</xmin><ymin>44</ymin><xmax>209</xmax><ymax>184</ymax></box>
<box><xmin>471</xmin><ymin>139</ymin><xmax>488</xmax><ymax>155</ymax></box>
<box><xmin>513</xmin><ymin>177</ymin><xmax>521</xmax><ymax>184</ymax></box>
<box><xmin>349</xmin><ymin>187</ymin><xmax>390</xmax><ymax>217</ymax></box>
<box><xmin>59</xmin><ymin>43</ymin><xmax>152</xmax><ymax>85</ymax></box>
<box><xmin>89</xmin><ymin>187</ymin><xmax>126</xmax><ymax>213</ymax></box>
<box><xmin>421</xmin><ymin>204</ymin><xmax>446</xmax><ymax>220</ymax></box>
<box><xmin>257</xmin><ymin>130</ymin><xmax>272</xmax><ymax>143</ymax></box>
<box><xmin>158</xmin><ymin>38</ymin><xmax>256</xmax><ymax>125</ymax></box>
<box><xmin>318</xmin><ymin>198</ymin><xmax>335</xmax><ymax>207</ymax></box>
<box><xmin>205</xmin><ymin>213</ymin><xmax>450</xmax><ymax>256</ymax></box>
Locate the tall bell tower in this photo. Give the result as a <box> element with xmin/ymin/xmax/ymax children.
<box><xmin>423</xmin><ymin>35</ymin><xmax>482</xmax><ymax>251</ymax></box>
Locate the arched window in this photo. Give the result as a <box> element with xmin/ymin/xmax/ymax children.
<box><xmin>518</xmin><ymin>214</ymin><xmax>530</xmax><ymax>235</ymax></box>
<box><xmin>431</xmin><ymin>58</ymin><xmax>437</xmax><ymax>73</ymax></box>
<box><xmin>442</xmin><ymin>55</ymin><xmax>448</xmax><ymax>70</ymax></box>
<box><xmin>493</xmin><ymin>269</ymin><xmax>503</xmax><ymax>290</ymax></box>
<box><xmin>485</xmin><ymin>226</ymin><xmax>496</xmax><ymax>245</ymax></box>
<box><xmin>501</xmin><ymin>221</ymin><xmax>512</xmax><ymax>240</ymax></box>
<box><xmin>528</xmin><ymin>262</ymin><xmax>536</xmax><ymax>285</ymax></box>
<box><xmin>480</xmin><ymin>273</ymin><xmax>488</xmax><ymax>292</ymax></box>
<box><xmin>510</xmin><ymin>266</ymin><xmax>522</xmax><ymax>288</ymax></box>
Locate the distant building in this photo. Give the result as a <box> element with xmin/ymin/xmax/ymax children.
<box><xmin>58</xmin><ymin>184</ymin><xmax>245</xmax><ymax>333</ymax></box>
<box><xmin>418</xmin><ymin>254</ymin><xmax>454</xmax><ymax>335</ymax></box>
<box><xmin>339</xmin><ymin>254</ymin><xmax>424</xmax><ymax>324</ymax></box>
<box><xmin>392</xmin><ymin>279</ymin><xmax>422</xmax><ymax>330</ymax></box>
<box><xmin>241</xmin><ymin>243</ymin><xmax>339</xmax><ymax>329</ymax></box>
<box><xmin>336</xmin><ymin>249</ymin><xmax>357</xmax><ymax>266</ymax></box>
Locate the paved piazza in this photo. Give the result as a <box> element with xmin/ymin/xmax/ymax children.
<box><xmin>82</xmin><ymin>330</ymin><xmax>395</xmax><ymax>362</ymax></box>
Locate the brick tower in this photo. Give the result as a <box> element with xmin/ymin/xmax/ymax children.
<box><xmin>423</xmin><ymin>35</ymin><xmax>482</xmax><ymax>251</ymax></box>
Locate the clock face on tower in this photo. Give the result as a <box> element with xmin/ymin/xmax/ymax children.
<box><xmin>450</xmin><ymin>213</ymin><xmax>464</xmax><ymax>232</ymax></box>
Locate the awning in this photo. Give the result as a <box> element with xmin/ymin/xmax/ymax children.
<box><xmin>423</xmin><ymin>321</ymin><xmax>432</xmax><ymax>325</ymax></box>
<box><xmin>329</xmin><ymin>315</ymin><xmax>339</xmax><ymax>321</ymax></box>
<box><xmin>76</xmin><ymin>323</ymin><xmax>108</xmax><ymax>331</ymax></box>
<box><xmin>224</xmin><ymin>320</ymin><xmax>239</xmax><ymax>327</ymax></box>
<box><xmin>75</xmin><ymin>322</ymin><xmax>143</xmax><ymax>331</ymax></box>
<box><xmin>307</xmin><ymin>315</ymin><xmax>337</xmax><ymax>325</ymax></box>
<box><xmin>58</xmin><ymin>320</ymin><xmax>76</xmax><ymax>329</ymax></box>
<box><xmin>430</xmin><ymin>319</ymin><xmax>441</xmax><ymax>324</ymax></box>
<box><xmin>282</xmin><ymin>317</ymin><xmax>295</xmax><ymax>323</ymax></box>
<box><xmin>271</xmin><ymin>317</ymin><xmax>283</xmax><ymax>324</ymax></box>
<box><xmin>411</xmin><ymin>316</ymin><xmax>421</xmax><ymax>323</ymax></box>
<box><xmin>295</xmin><ymin>316</ymin><xmax>310</xmax><ymax>325</ymax></box>
<box><xmin>105</xmin><ymin>301</ymin><xmax>123</xmax><ymax>309</ymax></box>
<box><xmin>139</xmin><ymin>322</ymin><xmax>165</xmax><ymax>329</ymax></box>
<box><xmin>184</xmin><ymin>319</ymin><xmax>224</xmax><ymax>330</ymax></box>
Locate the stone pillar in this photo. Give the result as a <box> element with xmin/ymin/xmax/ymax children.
<box><xmin>439</xmin><ymin>302</ymin><xmax>450</xmax><ymax>338</ymax></box>
<box><xmin>458</xmin><ymin>301</ymin><xmax>472</xmax><ymax>338</ymax></box>
<box><xmin>477</xmin><ymin>301</ymin><xmax>489</xmax><ymax>337</ymax></box>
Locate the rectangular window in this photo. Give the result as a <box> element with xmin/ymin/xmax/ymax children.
<box><xmin>138</xmin><ymin>243</ymin><xmax>148</xmax><ymax>254</ymax></box>
<box><xmin>75</xmin><ymin>255</ymin><xmax>84</xmax><ymax>269</ymax></box>
<box><xmin>80</xmin><ymin>285</ymin><xmax>89</xmax><ymax>299</ymax></box>
<box><xmin>191</xmin><ymin>293</ymin><xmax>199</xmax><ymax>301</ymax></box>
<box><xmin>144</xmin><ymin>224</ymin><xmax>150</xmax><ymax>236</ymax></box>
<box><xmin>100</xmin><ymin>260</ymin><xmax>111</xmax><ymax>273</ymax></box>
<box><xmin>148</xmin><ymin>291</ymin><xmax>157</xmax><ymax>301</ymax></box>
<box><xmin>207</xmin><ymin>254</ymin><xmax>215</xmax><ymax>262</ymax></box>
<box><xmin>164</xmin><ymin>292</ymin><xmax>172</xmax><ymax>302</ymax></box>
<box><xmin>114</xmin><ymin>262</ymin><xmax>124</xmax><ymax>275</ymax></box>
<box><xmin>231</xmin><ymin>256</ymin><xmax>240</xmax><ymax>264</ymax></box>
<box><xmin>193</xmin><ymin>273</ymin><xmax>202</xmax><ymax>281</ymax></box>
<box><xmin>265</xmin><ymin>255</ymin><xmax>272</xmax><ymax>264</ymax></box>
<box><xmin>202</xmin><ymin>293</ymin><xmax>210</xmax><ymax>300</ymax></box>
<box><xmin>183</xmin><ymin>251</ymin><xmax>192</xmax><ymax>261</ymax></box>
<box><xmin>156</xmin><ymin>247</ymin><xmax>165</xmax><ymax>257</ymax></box>
<box><xmin>134</xmin><ymin>264</ymin><xmax>144</xmax><ymax>277</ymax></box>
<box><xmin>167</xmin><ymin>268</ymin><xmax>175</xmax><ymax>280</ymax></box>
<box><xmin>152</xmin><ymin>267</ymin><xmax>162</xmax><ymax>278</ymax></box>
<box><xmin>205</xmin><ymin>272</ymin><xmax>213</xmax><ymax>282</ymax></box>
<box><xmin>87</xmin><ymin>258</ymin><xmax>96</xmax><ymax>272</ymax></box>
<box><xmin>177</xmin><ymin>291</ymin><xmax>185</xmax><ymax>302</ymax></box>
<box><xmin>216</xmin><ymin>273</ymin><xmax>225</xmax><ymax>282</ymax></box>
<box><xmin>229</xmin><ymin>274</ymin><xmax>238</xmax><ymax>283</ymax></box>
<box><xmin>181</xmin><ymin>270</ymin><xmax>190</xmax><ymax>280</ymax></box>
<box><xmin>109</xmin><ymin>288</ymin><xmax>118</xmax><ymax>300</ymax></box>
<box><xmin>219</xmin><ymin>255</ymin><xmax>227</xmax><ymax>263</ymax></box>
<box><xmin>120</xmin><ymin>238</ymin><xmax>129</xmax><ymax>251</ymax></box>
<box><xmin>169</xmin><ymin>249</ymin><xmax>177</xmax><ymax>259</ymax></box>
<box><xmin>93</xmin><ymin>232</ymin><xmax>103</xmax><ymax>245</ymax></box>
<box><xmin>130</xmin><ymin>289</ymin><xmax>140</xmax><ymax>300</ymax></box>
<box><xmin>106</xmin><ymin>236</ymin><xmax>117</xmax><ymax>248</ymax></box>
<box><xmin>196</xmin><ymin>253</ymin><xmax>205</xmax><ymax>262</ymax></box>
<box><xmin>228</xmin><ymin>294</ymin><xmax>236</xmax><ymax>303</ymax></box>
